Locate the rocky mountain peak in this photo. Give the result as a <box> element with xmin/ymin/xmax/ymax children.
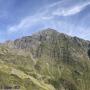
<box><xmin>0</xmin><ymin>28</ymin><xmax>90</xmax><ymax>90</ymax></box>
<box><xmin>32</xmin><ymin>28</ymin><xmax>59</xmax><ymax>38</ymax></box>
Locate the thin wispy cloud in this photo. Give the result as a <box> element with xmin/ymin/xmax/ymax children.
<box><xmin>8</xmin><ymin>0</ymin><xmax>90</xmax><ymax>33</ymax></box>
<box><xmin>8</xmin><ymin>15</ymin><xmax>41</xmax><ymax>33</ymax></box>
<box><xmin>52</xmin><ymin>2</ymin><xmax>90</xmax><ymax>16</ymax></box>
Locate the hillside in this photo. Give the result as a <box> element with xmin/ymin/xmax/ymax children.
<box><xmin>0</xmin><ymin>28</ymin><xmax>90</xmax><ymax>90</ymax></box>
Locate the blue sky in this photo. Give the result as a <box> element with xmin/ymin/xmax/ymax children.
<box><xmin>0</xmin><ymin>0</ymin><xmax>90</xmax><ymax>42</ymax></box>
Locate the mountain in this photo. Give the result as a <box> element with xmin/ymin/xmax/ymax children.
<box><xmin>0</xmin><ymin>28</ymin><xmax>90</xmax><ymax>90</ymax></box>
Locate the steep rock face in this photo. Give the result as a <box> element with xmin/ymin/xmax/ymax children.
<box><xmin>5</xmin><ymin>28</ymin><xmax>90</xmax><ymax>60</ymax></box>
<box><xmin>6</xmin><ymin>29</ymin><xmax>90</xmax><ymax>72</ymax></box>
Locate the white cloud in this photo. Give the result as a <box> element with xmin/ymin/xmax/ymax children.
<box><xmin>7</xmin><ymin>0</ymin><xmax>64</xmax><ymax>33</ymax></box>
<box><xmin>7</xmin><ymin>12</ymin><xmax>53</xmax><ymax>33</ymax></box>
<box><xmin>52</xmin><ymin>2</ymin><xmax>90</xmax><ymax>16</ymax></box>
<box><xmin>8</xmin><ymin>15</ymin><xmax>42</xmax><ymax>33</ymax></box>
<box><xmin>41</xmin><ymin>16</ymin><xmax>53</xmax><ymax>20</ymax></box>
<box><xmin>7</xmin><ymin>0</ymin><xmax>90</xmax><ymax>34</ymax></box>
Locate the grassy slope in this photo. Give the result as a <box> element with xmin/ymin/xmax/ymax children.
<box><xmin>0</xmin><ymin>39</ymin><xmax>90</xmax><ymax>90</ymax></box>
<box><xmin>0</xmin><ymin>46</ymin><xmax>55</xmax><ymax>90</ymax></box>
